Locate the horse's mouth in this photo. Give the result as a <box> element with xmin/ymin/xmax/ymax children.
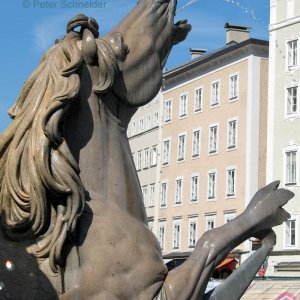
<box><xmin>172</xmin><ymin>19</ymin><xmax>191</xmax><ymax>45</ymax></box>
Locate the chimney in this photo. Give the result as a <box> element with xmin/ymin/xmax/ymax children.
<box><xmin>224</xmin><ymin>23</ymin><xmax>250</xmax><ymax>45</ymax></box>
<box><xmin>190</xmin><ymin>48</ymin><xmax>207</xmax><ymax>59</ymax></box>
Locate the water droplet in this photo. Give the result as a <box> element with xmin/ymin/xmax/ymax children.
<box><xmin>0</xmin><ymin>282</ymin><xmax>4</xmax><ymax>291</ymax></box>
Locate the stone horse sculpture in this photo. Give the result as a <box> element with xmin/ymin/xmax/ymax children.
<box><xmin>0</xmin><ymin>0</ymin><xmax>294</xmax><ymax>299</ymax></box>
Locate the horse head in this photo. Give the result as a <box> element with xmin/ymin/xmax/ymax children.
<box><xmin>104</xmin><ymin>0</ymin><xmax>191</xmax><ymax>107</ymax></box>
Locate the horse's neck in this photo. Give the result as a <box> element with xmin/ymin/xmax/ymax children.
<box><xmin>64</xmin><ymin>69</ymin><xmax>147</xmax><ymax>224</ymax></box>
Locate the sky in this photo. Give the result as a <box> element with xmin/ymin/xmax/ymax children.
<box><xmin>0</xmin><ymin>0</ymin><xmax>270</xmax><ymax>132</ymax></box>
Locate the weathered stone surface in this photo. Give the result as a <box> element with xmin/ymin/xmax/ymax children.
<box><xmin>0</xmin><ymin>1</ymin><xmax>293</xmax><ymax>299</ymax></box>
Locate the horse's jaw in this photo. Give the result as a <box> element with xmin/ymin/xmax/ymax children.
<box><xmin>103</xmin><ymin>0</ymin><xmax>191</xmax><ymax>107</ymax></box>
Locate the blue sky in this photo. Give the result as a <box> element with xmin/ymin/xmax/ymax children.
<box><xmin>0</xmin><ymin>0</ymin><xmax>269</xmax><ymax>132</ymax></box>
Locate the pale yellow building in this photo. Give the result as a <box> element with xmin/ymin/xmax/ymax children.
<box><xmin>158</xmin><ymin>26</ymin><xmax>269</xmax><ymax>264</ymax></box>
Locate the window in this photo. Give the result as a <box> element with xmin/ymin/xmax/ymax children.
<box><xmin>150</xmin><ymin>146</ymin><xmax>157</xmax><ymax>167</ymax></box>
<box><xmin>192</xmin><ymin>130</ymin><xmax>200</xmax><ymax>157</ymax></box>
<box><xmin>131</xmin><ymin>121</ymin><xmax>136</xmax><ymax>136</ymax></box>
<box><xmin>206</xmin><ymin>214</ymin><xmax>216</xmax><ymax>231</ymax></box>
<box><xmin>188</xmin><ymin>217</ymin><xmax>198</xmax><ymax>248</ymax></box>
<box><xmin>227</xmin><ymin>169</ymin><xmax>236</xmax><ymax>197</ymax></box>
<box><xmin>158</xmin><ymin>221</ymin><xmax>166</xmax><ymax>250</ymax></box>
<box><xmin>229</xmin><ymin>74</ymin><xmax>238</xmax><ymax>100</ymax></box>
<box><xmin>153</xmin><ymin>112</ymin><xmax>159</xmax><ymax>127</ymax></box>
<box><xmin>287</xmin><ymin>39</ymin><xmax>298</xmax><ymax>67</ymax></box>
<box><xmin>180</xmin><ymin>94</ymin><xmax>188</xmax><ymax>117</ymax></box>
<box><xmin>139</xmin><ymin>117</ymin><xmax>144</xmax><ymax>132</ymax></box>
<box><xmin>132</xmin><ymin>153</ymin><xmax>135</xmax><ymax>165</ymax></box>
<box><xmin>287</xmin><ymin>86</ymin><xmax>298</xmax><ymax>116</ymax></box>
<box><xmin>211</xmin><ymin>81</ymin><xmax>220</xmax><ymax>106</ymax></box>
<box><xmin>144</xmin><ymin>148</ymin><xmax>149</xmax><ymax>169</ymax></box>
<box><xmin>191</xmin><ymin>175</ymin><xmax>199</xmax><ymax>202</ymax></box>
<box><xmin>285</xmin><ymin>150</ymin><xmax>297</xmax><ymax>185</ymax></box>
<box><xmin>224</xmin><ymin>211</ymin><xmax>236</xmax><ymax>224</ymax></box>
<box><xmin>165</xmin><ymin>100</ymin><xmax>172</xmax><ymax>122</ymax></box>
<box><xmin>146</xmin><ymin>114</ymin><xmax>151</xmax><ymax>130</ymax></box>
<box><xmin>172</xmin><ymin>219</ymin><xmax>181</xmax><ymax>249</ymax></box>
<box><xmin>194</xmin><ymin>88</ymin><xmax>203</xmax><ymax>112</ymax></box>
<box><xmin>148</xmin><ymin>220</ymin><xmax>154</xmax><ymax>232</ymax></box>
<box><xmin>142</xmin><ymin>186</ymin><xmax>148</xmax><ymax>206</ymax></box>
<box><xmin>177</xmin><ymin>134</ymin><xmax>186</xmax><ymax>161</ymax></box>
<box><xmin>208</xmin><ymin>172</ymin><xmax>216</xmax><ymax>200</ymax></box>
<box><xmin>175</xmin><ymin>178</ymin><xmax>183</xmax><ymax>205</ymax></box>
<box><xmin>163</xmin><ymin>139</ymin><xmax>171</xmax><ymax>165</ymax></box>
<box><xmin>149</xmin><ymin>184</ymin><xmax>155</xmax><ymax>207</ymax></box>
<box><xmin>285</xmin><ymin>215</ymin><xmax>298</xmax><ymax>248</ymax></box>
<box><xmin>228</xmin><ymin>120</ymin><xmax>237</xmax><ymax>149</ymax></box>
<box><xmin>209</xmin><ymin>125</ymin><xmax>218</xmax><ymax>154</ymax></box>
<box><xmin>160</xmin><ymin>182</ymin><xmax>167</xmax><ymax>207</ymax></box>
<box><xmin>137</xmin><ymin>151</ymin><xmax>142</xmax><ymax>171</ymax></box>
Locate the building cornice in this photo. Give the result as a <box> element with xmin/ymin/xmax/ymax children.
<box><xmin>163</xmin><ymin>39</ymin><xmax>268</xmax><ymax>91</ymax></box>
<box><xmin>269</xmin><ymin>15</ymin><xmax>300</xmax><ymax>32</ymax></box>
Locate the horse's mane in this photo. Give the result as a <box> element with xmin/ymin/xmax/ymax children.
<box><xmin>0</xmin><ymin>14</ymin><xmax>118</xmax><ymax>273</ymax></box>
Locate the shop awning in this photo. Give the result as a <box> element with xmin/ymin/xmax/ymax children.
<box><xmin>215</xmin><ymin>258</ymin><xmax>238</xmax><ymax>271</ymax></box>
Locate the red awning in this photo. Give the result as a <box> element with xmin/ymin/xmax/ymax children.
<box><xmin>215</xmin><ymin>258</ymin><xmax>238</xmax><ymax>271</ymax></box>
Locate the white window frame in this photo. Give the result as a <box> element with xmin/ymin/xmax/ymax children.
<box><xmin>283</xmin><ymin>214</ymin><xmax>298</xmax><ymax>249</ymax></box>
<box><xmin>160</xmin><ymin>180</ymin><xmax>168</xmax><ymax>208</ymax></box>
<box><xmin>226</xmin><ymin>167</ymin><xmax>237</xmax><ymax>198</ymax></box>
<box><xmin>179</xmin><ymin>93</ymin><xmax>188</xmax><ymax>118</ymax></box>
<box><xmin>153</xmin><ymin>111</ymin><xmax>159</xmax><ymax>127</ymax></box>
<box><xmin>142</xmin><ymin>185</ymin><xmax>148</xmax><ymax>207</ymax></box>
<box><xmin>224</xmin><ymin>211</ymin><xmax>236</xmax><ymax>224</ymax></box>
<box><xmin>227</xmin><ymin>118</ymin><xmax>238</xmax><ymax>150</ymax></box>
<box><xmin>146</xmin><ymin>114</ymin><xmax>151</xmax><ymax>130</ymax></box>
<box><xmin>162</xmin><ymin>138</ymin><xmax>171</xmax><ymax>166</ymax></box>
<box><xmin>205</xmin><ymin>214</ymin><xmax>216</xmax><ymax>231</ymax></box>
<box><xmin>207</xmin><ymin>170</ymin><xmax>217</xmax><ymax>201</ymax></box>
<box><xmin>158</xmin><ymin>220</ymin><xmax>166</xmax><ymax>250</ymax></box>
<box><xmin>286</xmin><ymin>39</ymin><xmax>298</xmax><ymax>70</ymax></box>
<box><xmin>172</xmin><ymin>218</ymin><xmax>182</xmax><ymax>250</ymax></box>
<box><xmin>150</xmin><ymin>145</ymin><xmax>158</xmax><ymax>167</ymax></box>
<box><xmin>149</xmin><ymin>184</ymin><xmax>155</xmax><ymax>207</ymax></box>
<box><xmin>164</xmin><ymin>99</ymin><xmax>173</xmax><ymax>123</ymax></box>
<box><xmin>285</xmin><ymin>84</ymin><xmax>298</xmax><ymax>118</ymax></box>
<box><xmin>229</xmin><ymin>73</ymin><xmax>239</xmax><ymax>101</ymax></box>
<box><xmin>137</xmin><ymin>151</ymin><xmax>142</xmax><ymax>171</ymax></box>
<box><xmin>190</xmin><ymin>174</ymin><xmax>199</xmax><ymax>203</ymax></box>
<box><xmin>188</xmin><ymin>216</ymin><xmax>198</xmax><ymax>248</ymax></box>
<box><xmin>208</xmin><ymin>123</ymin><xmax>219</xmax><ymax>155</ymax></box>
<box><xmin>131</xmin><ymin>121</ymin><xmax>137</xmax><ymax>136</ymax></box>
<box><xmin>287</xmin><ymin>0</ymin><xmax>295</xmax><ymax>19</ymax></box>
<box><xmin>175</xmin><ymin>177</ymin><xmax>184</xmax><ymax>205</ymax></box>
<box><xmin>144</xmin><ymin>148</ymin><xmax>149</xmax><ymax>169</ymax></box>
<box><xmin>211</xmin><ymin>80</ymin><xmax>220</xmax><ymax>107</ymax></box>
<box><xmin>283</xmin><ymin>145</ymin><xmax>299</xmax><ymax>186</ymax></box>
<box><xmin>139</xmin><ymin>117</ymin><xmax>144</xmax><ymax>133</ymax></box>
<box><xmin>192</xmin><ymin>128</ymin><xmax>201</xmax><ymax>158</ymax></box>
<box><xmin>177</xmin><ymin>133</ymin><xmax>186</xmax><ymax>162</ymax></box>
<box><xmin>148</xmin><ymin>219</ymin><xmax>154</xmax><ymax>232</ymax></box>
<box><xmin>194</xmin><ymin>86</ymin><xmax>203</xmax><ymax>113</ymax></box>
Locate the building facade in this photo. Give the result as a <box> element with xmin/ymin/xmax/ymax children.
<box><xmin>158</xmin><ymin>32</ymin><xmax>269</xmax><ymax>262</ymax></box>
<box><xmin>266</xmin><ymin>0</ymin><xmax>300</xmax><ymax>277</ymax></box>
<box><xmin>128</xmin><ymin>92</ymin><xmax>162</xmax><ymax>234</ymax></box>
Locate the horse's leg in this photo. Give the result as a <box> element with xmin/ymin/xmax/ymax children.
<box><xmin>155</xmin><ymin>182</ymin><xmax>292</xmax><ymax>300</ymax></box>
<box><xmin>203</xmin><ymin>230</ymin><xmax>275</xmax><ymax>300</ymax></box>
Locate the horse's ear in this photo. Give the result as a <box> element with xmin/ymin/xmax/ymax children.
<box><xmin>104</xmin><ymin>32</ymin><xmax>129</xmax><ymax>62</ymax></box>
<box><xmin>82</xmin><ymin>29</ymin><xmax>98</xmax><ymax>66</ymax></box>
